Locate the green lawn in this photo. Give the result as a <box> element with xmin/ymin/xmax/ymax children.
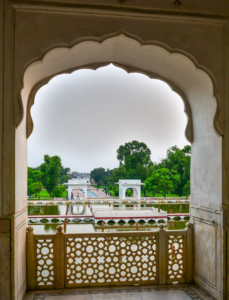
<box><xmin>142</xmin><ymin>192</ymin><xmax>185</xmax><ymax>198</ymax></box>
<box><xmin>28</xmin><ymin>190</ymin><xmax>67</xmax><ymax>200</ymax></box>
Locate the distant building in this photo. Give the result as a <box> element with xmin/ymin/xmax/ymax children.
<box><xmin>68</xmin><ymin>171</ymin><xmax>90</xmax><ymax>183</ymax></box>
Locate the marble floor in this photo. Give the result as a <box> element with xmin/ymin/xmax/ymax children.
<box><xmin>24</xmin><ymin>285</ymin><xmax>213</xmax><ymax>300</ymax></box>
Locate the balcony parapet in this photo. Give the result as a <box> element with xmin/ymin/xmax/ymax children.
<box><xmin>26</xmin><ymin>223</ymin><xmax>193</xmax><ymax>290</ymax></box>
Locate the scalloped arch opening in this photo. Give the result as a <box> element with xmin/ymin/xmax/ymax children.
<box><xmin>18</xmin><ymin>32</ymin><xmax>222</xmax><ymax>209</ymax></box>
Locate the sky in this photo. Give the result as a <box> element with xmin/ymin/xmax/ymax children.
<box><xmin>28</xmin><ymin>64</ymin><xmax>189</xmax><ymax>173</ymax></box>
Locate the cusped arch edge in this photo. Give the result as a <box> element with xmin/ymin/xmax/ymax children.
<box><xmin>17</xmin><ymin>29</ymin><xmax>222</xmax><ymax>140</ymax></box>
<box><xmin>26</xmin><ymin>61</ymin><xmax>193</xmax><ymax>143</ymax></box>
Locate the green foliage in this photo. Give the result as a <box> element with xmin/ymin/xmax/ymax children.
<box><xmin>59</xmin><ymin>166</ymin><xmax>71</xmax><ymax>184</ymax></box>
<box><xmin>158</xmin><ymin>219</ymin><xmax>166</xmax><ymax>223</ymax></box>
<box><xmin>112</xmin><ymin>166</ymin><xmax>127</xmax><ymax>182</ymax></box>
<box><xmin>59</xmin><ymin>174</ymin><xmax>70</xmax><ymax>185</ymax></box>
<box><xmin>40</xmin><ymin>155</ymin><xmax>61</xmax><ymax>197</ymax></box>
<box><xmin>52</xmin><ymin>185</ymin><xmax>66</xmax><ymax>197</ymax></box>
<box><xmin>118</xmin><ymin>220</ymin><xmax>126</xmax><ymax>225</ymax></box>
<box><xmin>145</xmin><ymin>168</ymin><xmax>180</xmax><ymax>198</ymax></box>
<box><xmin>51</xmin><ymin>218</ymin><xmax>60</xmax><ymax>223</ymax></box>
<box><xmin>40</xmin><ymin>218</ymin><xmax>49</xmax><ymax>223</ymax></box>
<box><xmin>90</xmin><ymin>167</ymin><xmax>106</xmax><ymax>184</ymax></box>
<box><xmin>183</xmin><ymin>180</ymin><xmax>190</xmax><ymax>199</ymax></box>
<box><xmin>30</xmin><ymin>182</ymin><xmax>42</xmax><ymax>198</ymax></box>
<box><xmin>117</xmin><ymin>140</ymin><xmax>151</xmax><ymax>169</ymax></box>
<box><xmin>148</xmin><ymin>219</ymin><xmax>156</xmax><ymax>224</ymax></box>
<box><xmin>173</xmin><ymin>216</ymin><xmax>181</xmax><ymax>221</ymax></box>
<box><xmin>116</xmin><ymin>140</ymin><xmax>151</xmax><ymax>182</ymax></box>
<box><xmin>128</xmin><ymin>220</ymin><xmax>136</xmax><ymax>225</ymax></box>
<box><xmin>157</xmin><ymin>145</ymin><xmax>191</xmax><ymax>196</ymax></box>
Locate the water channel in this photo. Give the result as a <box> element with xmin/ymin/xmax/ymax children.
<box><xmin>28</xmin><ymin>202</ymin><xmax>190</xmax><ymax>234</ymax></box>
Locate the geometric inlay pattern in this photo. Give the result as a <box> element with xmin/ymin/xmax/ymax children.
<box><xmin>167</xmin><ymin>235</ymin><xmax>185</xmax><ymax>281</ymax></box>
<box><xmin>66</xmin><ymin>234</ymin><xmax>157</xmax><ymax>287</ymax></box>
<box><xmin>36</xmin><ymin>239</ymin><xmax>55</xmax><ymax>287</ymax></box>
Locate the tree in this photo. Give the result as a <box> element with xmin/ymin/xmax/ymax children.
<box><xmin>40</xmin><ymin>155</ymin><xmax>61</xmax><ymax>197</ymax></box>
<box><xmin>183</xmin><ymin>180</ymin><xmax>190</xmax><ymax>199</ymax></box>
<box><xmin>59</xmin><ymin>174</ymin><xmax>69</xmax><ymax>185</ymax></box>
<box><xmin>117</xmin><ymin>140</ymin><xmax>151</xmax><ymax>171</ymax></box>
<box><xmin>30</xmin><ymin>182</ymin><xmax>42</xmax><ymax>198</ymax></box>
<box><xmin>90</xmin><ymin>167</ymin><xmax>106</xmax><ymax>184</ymax></box>
<box><xmin>111</xmin><ymin>166</ymin><xmax>127</xmax><ymax>183</ymax></box>
<box><xmin>156</xmin><ymin>145</ymin><xmax>191</xmax><ymax>196</ymax></box>
<box><xmin>32</xmin><ymin>170</ymin><xmax>42</xmax><ymax>183</ymax></box>
<box><xmin>145</xmin><ymin>168</ymin><xmax>180</xmax><ymax>198</ymax></box>
<box><xmin>144</xmin><ymin>178</ymin><xmax>158</xmax><ymax>197</ymax></box>
<box><xmin>52</xmin><ymin>185</ymin><xmax>66</xmax><ymax>198</ymax></box>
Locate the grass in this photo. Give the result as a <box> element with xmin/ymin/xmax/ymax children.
<box><xmin>28</xmin><ymin>190</ymin><xmax>67</xmax><ymax>200</ymax></box>
<box><xmin>142</xmin><ymin>192</ymin><xmax>184</xmax><ymax>198</ymax></box>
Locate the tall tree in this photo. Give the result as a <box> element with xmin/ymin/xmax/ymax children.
<box><xmin>40</xmin><ymin>155</ymin><xmax>61</xmax><ymax>197</ymax></box>
<box><xmin>117</xmin><ymin>140</ymin><xmax>151</xmax><ymax>170</ymax></box>
<box><xmin>157</xmin><ymin>145</ymin><xmax>191</xmax><ymax>196</ymax></box>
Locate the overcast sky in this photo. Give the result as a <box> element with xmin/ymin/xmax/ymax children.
<box><xmin>28</xmin><ymin>64</ymin><xmax>189</xmax><ymax>173</ymax></box>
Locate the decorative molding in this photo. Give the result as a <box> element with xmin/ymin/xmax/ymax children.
<box><xmin>25</xmin><ymin>59</ymin><xmax>194</xmax><ymax>143</ymax></box>
<box><xmin>17</xmin><ymin>29</ymin><xmax>223</xmax><ymax>142</ymax></box>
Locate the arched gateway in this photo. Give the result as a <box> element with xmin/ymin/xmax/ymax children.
<box><xmin>117</xmin><ymin>179</ymin><xmax>144</xmax><ymax>200</ymax></box>
<box><xmin>1</xmin><ymin>3</ymin><xmax>228</xmax><ymax>299</ymax></box>
<box><xmin>65</xmin><ymin>178</ymin><xmax>88</xmax><ymax>199</ymax></box>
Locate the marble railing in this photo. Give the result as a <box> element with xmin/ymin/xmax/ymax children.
<box><xmin>26</xmin><ymin>223</ymin><xmax>193</xmax><ymax>290</ymax></box>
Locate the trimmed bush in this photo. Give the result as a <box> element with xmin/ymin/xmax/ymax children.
<box><xmin>173</xmin><ymin>216</ymin><xmax>181</xmax><ymax>221</ymax></box>
<box><xmin>184</xmin><ymin>216</ymin><xmax>190</xmax><ymax>220</ymax></box>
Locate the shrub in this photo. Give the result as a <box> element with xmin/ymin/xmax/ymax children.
<box><xmin>184</xmin><ymin>216</ymin><xmax>190</xmax><ymax>220</ymax></box>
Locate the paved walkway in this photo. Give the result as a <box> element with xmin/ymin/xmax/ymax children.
<box><xmin>72</xmin><ymin>186</ymin><xmax>107</xmax><ymax>198</ymax></box>
<box><xmin>24</xmin><ymin>285</ymin><xmax>213</xmax><ymax>300</ymax></box>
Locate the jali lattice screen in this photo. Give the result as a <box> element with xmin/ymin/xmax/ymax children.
<box><xmin>65</xmin><ymin>234</ymin><xmax>158</xmax><ymax>287</ymax></box>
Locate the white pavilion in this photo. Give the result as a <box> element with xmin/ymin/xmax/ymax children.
<box><xmin>117</xmin><ymin>179</ymin><xmax>145</xmax><ymax>200</ymax></box>
<box><xmin>64</xmin><ymin>178</ymin><xmax>88</xmax><ymax>199</ymax></box>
